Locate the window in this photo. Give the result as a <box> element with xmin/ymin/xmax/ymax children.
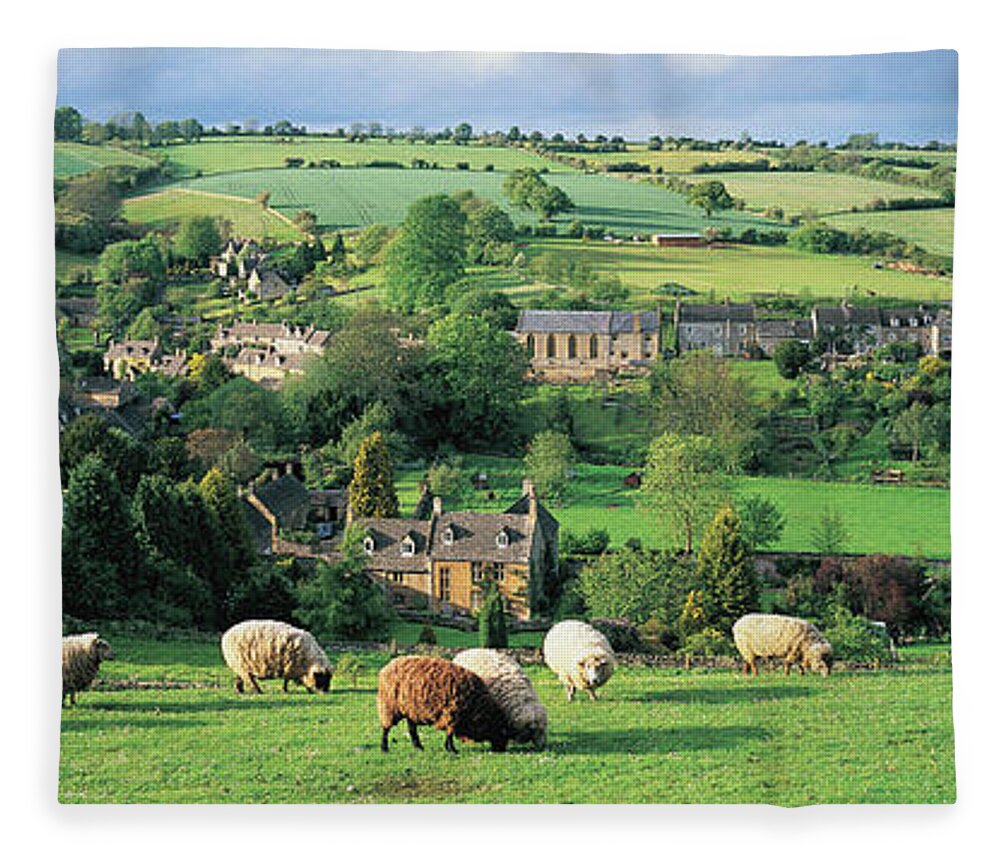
<box><xmin>496</xmin><ymin>529</ymin><xmax>510</xmax><ymax>548</ymax></box>
<box><xmin>438</xmin><ymin>567</ymin><xmax>451</xmax><ymax>602</ymax></box>
<box><xmin>568</xmin><ymin>334</ymin><xmax>577</xmax><ymax>359</ymax></box>
<box><xmin>388</xmin><ymin>572</ymin><xmax>405</xmax><ymax>584</ymax></box>
<box><xmin>546</xmin><ymin>334</ymin><xmax>556</xmax><ymax>358</ymax></box>
<box><xmin>363</xmin><ymin>535</ymin><xmax>375</xmax><ymax>555</ymax></box>
<box><xmin>441</xmin><ymin>525</ymin><xmax>454</xmax><ymax>546</ymax></box>
<box><xmin>589</xmin><ymin>335</ymin><xmax>599</xmax><ymax>359</ymax></box>
<box><xmin>526</xmin><ymin>334</ymin><xmax>535</xmax><ymax>357</ymax></box>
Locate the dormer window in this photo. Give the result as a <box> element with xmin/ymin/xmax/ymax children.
<box><xmin>441</xmin><ymin>525</ymin><xmax>454</xmax><ymax>546</ymax></box>
<box><xmin>909</xmin><ymin>318</ymin><xmax>919</xmax><ymax>327</ymax></box>
<box><xmin>890</xmin><ymin>317</ymin><xmax>900</xmax><ymax>327</ymax></box>
<box><xmin>363</xmin><ymin>535</ymin><xmax>375</xmax><ymax>555</ymax></box>
<box><xmin>401</xmin><ymin>535</ymin><xmax>416</xmax><ymax>557</ymax></box>
<box><xmin>496</xmin><ymin>528</ymin><xmax>510</xmax><ymax>549</ymax></box>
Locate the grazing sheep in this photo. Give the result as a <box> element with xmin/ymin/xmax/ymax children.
<box><xmin>732</xmin><ymin>613</ymin><xmax>833</xmax><ymax>677</ymax></box>
<box><xmin>221</xmin><ymin>620</ymin><xmax>333</xmax><ymax>694</ymax></box>
<box><xmin>62</xmin><ymin>633</ymin><xmax>115</xmax><ymax>706</ymax></box>
<box><xmin>377</xmin><ymin>655</ymin><xmax>510</xmax><ymax>754</ymax></box>
<box><xmin>453</xmin><ymin>648</ymin><xmax>548</xmax><ymax>750</ymax></box>
<box><xmin>543</xmin><ymin>620</ymin><xmax>617</xmax><ymax>701</ymax></box>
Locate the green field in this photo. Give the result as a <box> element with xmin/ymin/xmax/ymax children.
<box><xmin>123</xmin><ymin>189</ymin><xmax>303</xmax><ymax>242</ymax></box>
<box><xmin>511</xmin><ymin>238</ymin><xmax>952</xmax><ymax>306</ymax></box>
<box><xmin>395</xmin><ymin>455</ymin><xmax>950</xmax><ymax>558</ymax></box>
<box><xmin>54</xmin><ymin>142</ymin><xmax>159</xmax><ymax>178</ymax></box>
<box><xmin>173</xmin><ymin>167</ymin><xmax>779</xmax><ymax>235</ymax></box>
<box><xmin>673</xmin><ymin>170</ymin><xmax>940</xmax><ymax>217</ymax></box>
<box><xmin>824</xmin><ymin>208</ymin><xmax>955</xmax><ymax>257</ymax></box>
<box><xmin>160</xmin><ymin>138</ymin><xmax>569</xmax><ymax>177</ymax></box>
<box><xmin>58</xmin><ymin>634</ymin><xmax>954</xmax><ymax>804</ymax></box>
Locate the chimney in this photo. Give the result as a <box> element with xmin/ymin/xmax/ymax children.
<box><xmin>432</xmin><ymin>496</ymin><xmax>443</xmax><ymax>517</ymax></box>
<box><xmin>632</xmin><ymin>312</ymin><xmax>641</xmax><ymax>334</ymax></box>
<box><xmin>522</xmin><ymin>479</ymin><xmax>538</xmax><ymax>518</ymax></box>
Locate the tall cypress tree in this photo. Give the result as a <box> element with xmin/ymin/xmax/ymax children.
<box><xmin>348</xmin><ymin>431</ymin><xmax>399</xmax><ymax>518</ymax></box>
<box><xmin>695</xmin><ymin>503</ymin><xmax>759</xmax><ymax>632</ymax></box>
<box><xmin>478</xmin><ymin>581</ymin><xmax>508</xmax><ymax>648</ymax></box>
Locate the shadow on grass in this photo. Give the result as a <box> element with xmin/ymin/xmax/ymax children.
<box><xmin>552</xmin><ymin>725</ymin><xmax>772</xmax><ymax>756</ymax></box>
<box><xmin>61</xmin><ymin>718</ymin><xmax>209</xmax><ymax>731</ymax></box>
<box><xmin>622</xmin><ymin>685</ymin><xmax>815</xmax><ymax>706</ymax></box>
<box><xmin>81</xmin><ymin>696</ymin><xmax>338</xmax><ymax>715</ymax></box>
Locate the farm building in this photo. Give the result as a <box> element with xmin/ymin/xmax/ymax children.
<box><xmin>514</xmin><ymin>309</ymin><xmax>661</xmax><ymax>382</ymax></box>
<box><xmin>651</xmin><ymin>233</ymin><xmax>705</xmax><ymax>247</ymax></box>
<box><xmin>674</xmin><ymin>300</ymin><xmax>756</xmax><ymax>356</ymax></box>
<box><xmin>350</xmin><ymin>480</ymin><xmax>559</xmax><ymax>621</ymax></box>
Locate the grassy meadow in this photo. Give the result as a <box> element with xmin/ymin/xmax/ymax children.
<box><xmin>172</xmin><ymin>167</ymin><xmax>779</xmax><ymax>235</ymax></box>
<box><xmin>160</xmin><ymin>138</ymin><xmax>571</xmax><ymax>177</ymax></box>
<box><xmin>823</xmin><ymin>208</ymin><xmax>955</xmax><ymax>257</ymax></box>
<box><xmin>671</xmin><ymin>170</ymin><xmax>940</xmax><ymax>217</ymax></box>
<box><xmin>512</xmin><ymin>238</ymin><xmax>952</xmax><ymax>306</ymax></box>
<box><xmin>58</xmin><ymin>634</ymin><xmax>955</xmax><ymax>804</ymax></box>
<box><xmin>54</xmin><ymin>142</ymin><xmax>159</xmax><ymax>178</ymax></box>
<box><xmin>123</xmin><ymin>189</ymin><xmax>304</xmax><ymax>242</ymax></box>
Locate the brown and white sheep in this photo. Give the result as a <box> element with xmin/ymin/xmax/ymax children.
<box><xmin>377</xmin><ymin>656</ymin><xmax>510</xmax><ymax>754</ymax></box>
<box><xmin>221</xmin><ymin>620</ymin><xmax>333</xmax><ymax>694</ymax></box>
<box><xmin>543</xmin><ymin>620</ymin><xmax>617</xmax><ymax>701</ymax></box>
<box><xmin>62</xmin><ymin>633</ymin><xmax>115</xmax><ymax>706</ymax></box>
<box><xmin>452</xmin><ymin>648</ymin><xmax>548</xmax><ymax>750</ymax></box>
<box><xmin>732</xmin><ymin>613</ymin><xmax>833</xmax><ymax>677</ymax></box>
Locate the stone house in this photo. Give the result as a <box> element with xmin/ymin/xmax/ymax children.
<box><xmin>242</xmin><ymin>268</ymin><xmax>292</xmax><ymax>302</ymax></box>
<box><xmin>878</xmin><ymin>307</ymin><xmax>939</xmax><ymax>353</ymax></box>
<box><xmin>514</xmin><ymin>309</ymin><xmax>661</xmax><ymax>382</ymax></box>
<box><xmin>103</xmin><ymin>339</ymin><xmax>161</xmax><ymax>380</ymax></box>
<box><xmin>755</xmin><ymin>319</ymin><xmax>814</xmax><ymax>357</ymax></box>
<box><xmin>674</xmin><ymin>301</ymin><xmax>756</xmax><ymax>355</ymax></box>
<box><xmin>351</xmin><ymin>480</ymin><xmax>559</xmax><ymax>621</ymax></box>
<box><xmin>811</xmin><ymin>304</ymin><xmax>884</xmax><ymax>355</ymax></box>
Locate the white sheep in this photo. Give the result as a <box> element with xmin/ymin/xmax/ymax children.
<box><xmin>62</xmin><ymin>633</ymin><xmax>115</xmax><ymax>706</ymax></box>
<box><xmin>732</xmin><ymin>613</ymin><xmax>833</xmax><ymax>677</ymax></box>
<box><xmin>452</xmin><ymin>648</ymin><xmax>548</xmax><ymax>749</ymax></box>
<box><xmin>543</xmin><ymin>620</ymin><xmax>617</xmax><ymax>701</ymax></box>
<box><xmin>221</xmin><ymin>620</ymin><xmax>333</xmax><ymax>694</ymax></box>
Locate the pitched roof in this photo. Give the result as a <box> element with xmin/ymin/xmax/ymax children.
<box><xmin>756</xmin><ymin>319</ymin><xmax>813</xmax><ymax>338</ymax></box>
<box><xmin>252</xmin><ymin>473</ymin><xmax>311</xmax><ymax>525</ymax></box>
<box><xmin>676</xmin><ymin>303</ymin><xmax>755</xmax><ymax>323</ymax></box>
<box><xmin>433</xmin><ymin>512</ymin><xmax>534</xmax><ymax>564</ymax></box>
<box><xmin>516</xmin><ymin>309</ymin><xmax>658</xmax><ymax>334</ymax></box>
<box><xmin>354</xmin><ymin>518</ymin><xmax>433</xmax><ymax>572</ymax></box>
<box><xmin>813</xmin><ymin>305</ymin><xmax>881</xmax><ymax>327</ymax></box>
<box><xmin>504</xmin><ymin>494</ymin><xmax>560</xmax><ymax>541</ymax></box>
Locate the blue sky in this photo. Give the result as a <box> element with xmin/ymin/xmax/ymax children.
<box><xmin>56</xmin><ymin>48</ymin><xmax>957</xmax><ymax>144</ymax></box>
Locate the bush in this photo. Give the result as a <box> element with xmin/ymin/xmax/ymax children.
<box><xmin>823</xmin><ymin>607</ymin><xmax>894</xmax><ymax>665</ymax></box>
<box><xmin>561</xmin><ymin>528</ymin><xmax>611</xmax><ymax>556</ymax></box>
<box><xmin>226</xmin><ymin>564</ymin><xmax>299</xmax><ymax>626</ymax></box>
<box><xmin>678</xmin><ymin>628</ymin><xmax>735</xmax><ymax>659</ymax></box>
<box><xmin>417</xmin><ymin>623</ymin><xmax>438</xmax><ymax>645</ymax></box>
<box><xmin>589</xmin><ymin>617</ymin><xmax>646</xmax><ymax>653</ymax></box>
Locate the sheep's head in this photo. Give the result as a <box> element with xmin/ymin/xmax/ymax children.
<box><xmin>93</xmin><ymin>637</ymin><xmax>115</xmax><ymax>662</ymax></box>
<box><xmin>808</xmin><ymin>643</ymin><xmax>833</xmax><ymax>677</ymax></box>
<box><xmin>309</xmin><ymin>667</ymin><xmax>332</xmax><ymax>692</ymax></box>
<box><xmin>580</xmin><ymin>654</ymin><xmax>614</xmax><ymax>689</ymax></box>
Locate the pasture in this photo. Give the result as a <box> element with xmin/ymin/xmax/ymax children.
<box><xmin>513</xmin><ymin>238</ymin><xmax>952</xmax><ymax>305</ymax></box>
<box><xmin>395</xmin><ymin>456</ymin><xmax>951</xmax><ymax>558</ymax></box>
<box><xmin>173</xmin><ymin>167</ymin><xmax>778</xmax><ymax>235</ymax></box>
<box><xmin>160</xmin><ymin>138</ymin><xmax>569</xmax><ymax>177</ymax></box>
<box><xmin>823</xmin><ymin>208</ymin><xmax>955</xmax><ymax>257</ymax></box>
<box><xmin>54</xmin><ymin>142</ymin><xmax>159</xmax><ymax>178</ymax></box>
<box><xmin>123</xmin><ymin>189</ymin><xmax>303</xmax><ymax>242</ymax></box>
<box><xmin>58</xmin><ymin>634</ymin><xmax>955</xmax><ymax>804</ymax></box>
<box><xmin>673</xmin><ymin>170</ymin><xmax>940</xmax><ymax>217</ymax></box>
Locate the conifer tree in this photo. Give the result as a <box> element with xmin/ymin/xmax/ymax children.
<box><xmin>348</xmin><ymin>431</ymin><xmax>399</xmax><ymax>518</ymax></box>
<box><xmin>695</xmin><ymin>503</ymin><xmax>759</xmax><ymax>631</ymax></box>
<box><xmin>478</xmin><ymin>581</ymin><xmax>508</xmax><ymax>648</ymax></box>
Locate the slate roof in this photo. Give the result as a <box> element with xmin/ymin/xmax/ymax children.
<box><xmin>756</xmin><ymin>319</ymin><xmax>813</xmax><ymax>339</ymax></box>
<box><xmin>813</xmin><ymin>305</ymin><xmax>881</xmax><ymax>327</ymax></box>
<box><xmin>242</xmin><ymin>499</ymin><xmax>274</xmax><ymax>555</ymax></box>
<box><xmin>516</xmin><ymin>310</ymin><xmax>659</xmax><ymax>335</ymax></box>
<box><xmin>880</xmin><ymin>308</ymin><xmax>936</xmax><ymax>327</ymax></box>
<box><xmin>433</xmin><ymin>512</ymin><xmax>534</xmax><ymax>564</ymax></box>
<box><xmin>252</xmin><ymin>473</ymin><xmax>311</xmax><ymax>526</ymax></box>
<box><xmin>676</xmin><ymin>303</ymin><xmax>755</xmax><ymax>323</ymax></box>
<box><xmin>353</xmin><ymin>518</ymin><xmax>433</xmax><ymax>572</ymax></box>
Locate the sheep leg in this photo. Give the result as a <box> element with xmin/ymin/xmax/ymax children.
<box><xmin>751</xmin><ymin>659</ymin><xmax>759</xmax><ymax>677</ymax></box>
<box><xmin>381</xmin><ymin>726</ymin><xmax>391</xmax><ymax>753</ymax></box>
<box><xmin>283</xmin><ymin>678</ymin><xmax>290</xmax><ymax>693</ymax></box>
<box><xmin>784</xmin><ymin>661</ymin><xmax>791</xmax><ymax>676</ymax></box>
<box><xmin>564</xmin><ymin>682</ymin><xmax>576</xmax><ymax>702</ymax></box>
<box><xmin>445</xmin><ymin>733</ymin><xmax>458</xmax><ymax>755</ymax></box>
<box><xmin>586</xmin><ymin>688</ymin><xmax>598</xmax><ymax>702</ymax></box>
<box><xmin>407</xmin><ymin>719</ymin><xmax>424</xmax><ymax>750</ymax></box>
<box><xmin>249</xmin><ymin>676</ymin><xmax>264</xmax><ymax>694</ymax></box>
<box><xmin>234</xmin><ymin>677</ymin><xmax>245</xmax><ymax>694</ymax></box>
